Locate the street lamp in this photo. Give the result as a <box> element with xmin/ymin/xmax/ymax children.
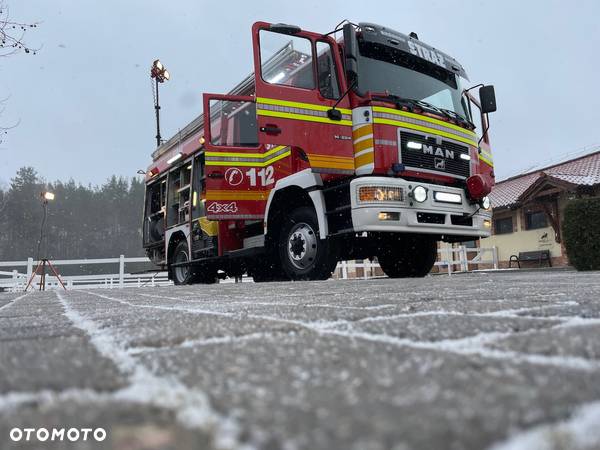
<box><xmin>151</xmin><ymin>59</ymin><xmax>170</xmax><ymax>147</ymax></box>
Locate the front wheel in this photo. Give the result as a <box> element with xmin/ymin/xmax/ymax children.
<box><xmin>278</xmin><ymin>207</ymin><xmax>336</xmax><ymax>281</ymax></box>
<box><xmin>377</xmin><ymin>235</ymin><xmax>437</xmax><ymax>278</ymax></box>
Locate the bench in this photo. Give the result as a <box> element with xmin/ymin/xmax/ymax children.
<box><xmin>509</xmin><ymin>250</ymin><xmax>552</xmax><ymax>268</ymax></box>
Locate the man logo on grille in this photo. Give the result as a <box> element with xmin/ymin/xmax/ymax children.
<box><xmin>434</xmin><ymin>158</ymin><xmax>446</xmax><ymax>170</ymax></box>
<box><xmin>423</xmin><ymin>145</ymin><xmax>455</xmax><ymax>159</ymax></box>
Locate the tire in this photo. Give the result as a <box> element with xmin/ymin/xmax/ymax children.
<box><xmin>377</xmin><ymin>235</ymin><xmax>437</xmax><ymax>278</ymax></box>
<box><xmin>278</xmin><ymin>206</ymin><xmax>336</xmax><ymax>281</ymax></box>
<box><xmin>170</xmin><ymin>240</ymin><xmax>193</xmax><ymax>285</ymax></box>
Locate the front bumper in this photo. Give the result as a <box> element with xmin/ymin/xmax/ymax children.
<box><xmin>350</xmin><ymin>177</ymin><xmax>492</xmax><ymax>237</ymax></box>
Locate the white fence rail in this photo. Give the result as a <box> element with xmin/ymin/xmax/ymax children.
<box><xmin>0</xmin><ymin>256</ymin><xmax>171</xmax><ymax>292</ymax></box>
<box><xmin>434</xmin><ymin>246</ymin><xmax>499</xmax><ymax>275</ymax></box>
<box><xmin>334</xmin><ymin>246</ymin><xmax>498</xmax><ymax>279</ymax></box>
<box><xmin>0</xmin><ymin>246</ymin><xmax>499</xmax><ymax>291</ymax></box>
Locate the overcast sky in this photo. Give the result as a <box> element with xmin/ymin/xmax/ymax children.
<box><xmin>1</xmin><ymin>0</ymin><xmax>599</xmax><ymax>187</ymax></box>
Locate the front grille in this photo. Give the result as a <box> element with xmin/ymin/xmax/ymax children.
<box><xmin>399</xmin><ymin>131</ymin><xmax>471</xmax><ymax>178</ymax></box>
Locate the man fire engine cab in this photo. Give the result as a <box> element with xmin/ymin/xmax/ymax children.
<box><xmin>142</xmin><ymin>21</ymin><xmax>497</xmax><ymax>283</ymax></box>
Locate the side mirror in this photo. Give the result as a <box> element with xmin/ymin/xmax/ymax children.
<box><xmin>479</xmin><ymin>85</ymin><xmax>497</xmax><ymax>114</ymax></box>
<box><xmin>343</xmin><ymin>23</ymin><xmax>358</xmax><ymax>84</ymax></box>
<box><xmin>327</xmin><ymin>109</ymin><xmax>342</xmax><ymax>121</ymax></box>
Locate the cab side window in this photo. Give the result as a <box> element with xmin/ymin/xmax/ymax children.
<box><xmin>259</xmin><ymin>30</ymin><xmax>315</xmax><ymax>90</ymax></box>
<box><xmin>209</xmin><ymin>99</ymin><xmax>258</xmax><ymax>148</ymax></box>
<box><xmin>316</xmin><ymin>41</ymin><xmax>340</xmax><ymax>99</ymax></box>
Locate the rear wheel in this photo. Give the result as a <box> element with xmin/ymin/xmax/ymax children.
<box><xmin>377</xmin><ymin>235</ymin><xmax>437</xmax><ymax>278</ymax></box>
<box><xmin>171</xmin><ymin>240</ymin><xmax>192</xmax><ymax>285</ymax></box>
<box><xmin>171</xmin><ymin>241</ymin><xmax>217</xmax><ymax>284</ymax></box>
<box><xmin>278</xmin><ymin>207</ymin><xmax>336</xmax><ymax>281</ymax></box>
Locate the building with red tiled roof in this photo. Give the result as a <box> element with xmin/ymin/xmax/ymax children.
<box><xmin>481</xmin><ymin>149</ymin><xmax>600</xmax><ymax>267</ymax></box>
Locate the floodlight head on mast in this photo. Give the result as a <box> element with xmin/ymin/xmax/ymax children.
<box><xmin>42</xmin><ymin>191</ymin><xmax>55</xmax><ymax>202</ymax></box>
<box><xmin>151</xmin><ymin>59</ymin><xmax>170</xmax><ymax>83</ymax></box>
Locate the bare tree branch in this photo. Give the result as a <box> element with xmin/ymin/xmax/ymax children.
<box><xmin>0</xmin><ymin>1</ymin><xmax>40</xmax><ymax>57</ymax></box>
<box><xmin>0</xmin><ymin>94</ymin><xmax>20</xmax><ymax>144</ymax></box>
<box><xmin>0</xmin><ymin>2</ymin><xmax>40</xmax><ymax>143</ymax></box>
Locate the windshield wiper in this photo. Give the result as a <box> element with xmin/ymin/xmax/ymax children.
<box><xmin>372</xmin><ymin>93</ymin><xmax>448</xmax><ymax>116</ymax></box>
<box><xmin>371</xmin><ymin>93</ymin><xmax>473</xmax><ymax>129</ymax></box>
<box><xmin>436</xmin><ymin>107</ymin><xmax>475</xmax><ymax>129</ymax></box>
<box><xmin>370</xmin><ymin>93</ymin><xmax>421</xmax><ymax>112</ymax></box>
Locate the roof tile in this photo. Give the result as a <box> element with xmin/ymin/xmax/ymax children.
<box><xmin>490</xmin><ymin>150</ymin><xmax>600</xmax><ymax>209</ymax></box>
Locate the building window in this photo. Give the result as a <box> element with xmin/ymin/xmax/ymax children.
<box><xmin>525</xmin><ymin>210</ymin><xmax>548</xmax><ymax>230</ymax></box>
<box><xmin>494</xmin><ymin>216</ymin><xmax>513</xmax><ymax>234</ymax></box>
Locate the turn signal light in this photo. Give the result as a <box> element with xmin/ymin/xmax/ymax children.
<box><xmin>378</xmin><ymin>212</ymin><xmax>400</xmax><ymax>221</ymax></box>
<box><xmin>358</xmin><ymin>186</ymin><xmax>404</xmax><ymax>203</ymax></box>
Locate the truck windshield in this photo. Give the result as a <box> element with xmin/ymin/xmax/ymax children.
<box><xmin>357</xmin><ymin>41</ymin><xmax>471</xmax><ymax>122</ymax></box>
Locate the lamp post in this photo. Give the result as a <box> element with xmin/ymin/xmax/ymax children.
<box><xmin>24</xmin><ymin>191</ymin><xmax>66</xmax><ymax>291</ymax></box>
<box><xmin>39</xmin><ymin>191</ymin><xmax>55</xmax><ymax>259</ymax></box>
<box><xmin>150</xmin><ymin>59</ymin><xmax>170</xmax><ymax>147</ymax></box>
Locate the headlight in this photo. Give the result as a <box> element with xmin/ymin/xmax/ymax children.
<box><xmin>358</xmin><ymin>186</ymin><xmax>404</xmax><ymax>203</ymax></box>
<box><xmin>481</xmin><ymin>196</ymin><xmax>491</xmax><ymax>210</ymax></box>
<box><xmin>411</xmin><ymin>185</ymin><xmax>428</xmax><ymax>203</ymax></box>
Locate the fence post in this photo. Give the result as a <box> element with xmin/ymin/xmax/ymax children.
<box><xmin>493</xmin><ymin>246</ymin><xmax>499</xmax><ymax>270</ymax></box>
<box><xmin>460</xmin><ymin>246</ymin><xmax>468</xmax><ymax>272</ymax></box>
<box><xmin>12</xmin><ymin>270</ymin><xmax>18</xmax><ymax>290</ymax></box>
<box><xmin>119</xmin><ymin>255</ymin><xmax>125</xmax><ymax>288</ymax></box>
<box><xmin>26</xmin><ymin>257</ymin><xmax>33</xmax><ymax>281</ymax></box>
<box><xmin>446</xmin><ymin>247</ymin><xmax>452</xmax><ymax>276</ymax></box>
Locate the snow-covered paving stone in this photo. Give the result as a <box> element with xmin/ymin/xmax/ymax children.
<box><xmin>0</xmin><ymin>270</ymin><xmax>599</xmax><ymax>449</ymax></box>
<box><xmin>490</xmin><ymin>323</ymin><xmax>600</xmax><ymax>361</ymax></box>
<box><xmin>333</xmin><ymin>314</ymin><xmax>561</xmax><ymax>341</ymax></box>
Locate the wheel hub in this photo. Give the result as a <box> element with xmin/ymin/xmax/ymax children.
<box><xmin>287</xmin><ymin>222</ymin><xmax>318</xmax><ymax>270</ymax></box>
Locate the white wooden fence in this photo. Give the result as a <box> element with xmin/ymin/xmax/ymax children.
<box><xmin>435</xmin><ymin>245</ymin><xmax>499</xmax><ymax>275</ymax></box>
<box><xmin>0</xmin><ymin>256</ymin><xmax>172</xmax><ymax>292</ymax></box>
<box><xmin>0</xmin><ymin>246</ymin><xmax>498</xmax><ymax>292</ymax></box>
<box><xmin>334</xmin><ymin>246</ymin><xmax>498</xmax><ymax>279</ymax></box>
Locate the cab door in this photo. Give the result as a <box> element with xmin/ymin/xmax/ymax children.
<box><xmin>252</xmin><ymin>22</ymin><xmax>354</xmax><ymax>174</ymax></box>
<box><xmin>203</xmin><ymin>93</ymin><xmax>269</xmax><ymax>222</ymax></box>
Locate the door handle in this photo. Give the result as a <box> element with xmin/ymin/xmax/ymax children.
<box><xmin>260</xmin><ymin>124</ymin><xmax>282</xmax><ymax>135</ymax></box>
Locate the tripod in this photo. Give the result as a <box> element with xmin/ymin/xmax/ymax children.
<box><xmin>24</xmin><ymin>192</ymin><xmax>67</xmax><ymax>292</ymax></box>
<box><xmin>24</xmin><ymin>258</ymin><xmax>66</xmax><ymax>291</ymax></box>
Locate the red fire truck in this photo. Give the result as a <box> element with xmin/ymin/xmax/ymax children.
<box><xmin>142</xmin><ymin>21</ymin><xmax>497</xmax><ymax>283</ymax></box>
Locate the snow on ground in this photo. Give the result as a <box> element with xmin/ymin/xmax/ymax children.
<box><xmin>0</xmin><ymin>270</ymin><xmax>600</xmax><ymax>449</ymax></box>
